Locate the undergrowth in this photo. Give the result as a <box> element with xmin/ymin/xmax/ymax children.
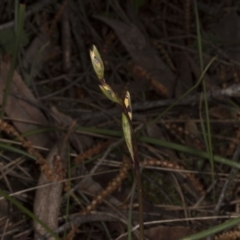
<box><xmin>0</xmin><ymin>1</ymin><xmax>240</xmax><ymax>240</ymax></box>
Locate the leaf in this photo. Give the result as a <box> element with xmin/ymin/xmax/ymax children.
<box><xmin>22</xmin><ymin>33</ymin><xmax>50</xmax><ymax>82</ymax></box>
<box><xmin>94</xmin><ymin>16</ymin><xmax>176</xmax><ymax>97</ymax></box>
<box><xmin>0</xmin><ymin>61</ymin><xmax>50</xmax><ymax>147</ymax></box>
<box><xmin>212</xmin><ymin>9</ymin><xmax>240</xmax><ymax>64</ymax></box>
<box><xmin>174</xmin><ymin>53</ymin><xmax>194</xmax><ymax>98</ymax></box>
<box><xmin>122</xmin><ymin>113</ymin><xmax>134</xmax><ymax>161</ymax></box>
<box><xmin>34</xmin><ymin>139</ymin><xmax>67</xmax><ymax>239</ymax></box>
<box><xmin>122</xmin><ymin>91</ymin><xmax>134</xmax><ymax>160</ymax></box>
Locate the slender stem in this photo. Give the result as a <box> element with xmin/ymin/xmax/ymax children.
<box><xmin>122</xmin><ymin>105</ymin><xmax>144</xmax><ymax>240</ymax></box>
<box><xmin>134</xmin><ymin>159</ymin><xmax>144</xmax><ymax>240</ymax></box>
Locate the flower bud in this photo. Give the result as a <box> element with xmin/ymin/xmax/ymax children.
<box><xmin>90</xmin><ymin>45</ymin><xmax>104</xmax><ymax>80</ymax></box>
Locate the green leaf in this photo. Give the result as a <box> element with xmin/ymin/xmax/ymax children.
<box><xmin>122</xmin><ymin>113</ymin><xmax>134</xmax><ymax>161</ymax></box>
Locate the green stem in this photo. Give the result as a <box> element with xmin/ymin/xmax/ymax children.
<box><xmin>134</xmin><ymin>161</ymin><xmax>144</xmax><ymax>240</ymax></box>
<box><xmin>124</xmin><ymin>107</ymin><xmax>144</xmax><ymax>240</ymax></box>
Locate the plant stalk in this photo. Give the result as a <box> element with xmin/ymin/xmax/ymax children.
<box><xmin>122</xmin><ymin>105</ymin><xmax>144</xmax><ymax>240</ymax></box>
<box><xmin>134</xmin><ymin>160</ymin><xmax>144</xmax><ymax>240</ymax></box>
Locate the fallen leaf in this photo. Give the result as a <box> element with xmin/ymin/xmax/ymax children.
<box><xmin>95</xmin><ymin>16</ymin><xmax>176</xmax><ymax>97</ymax></box>
<box><xmin>212</xmin><ymin>9</ymin><xmax>240</xmax><ymax>63</ymax></box>
<box><xmin>33</xmin><ymin>135</ymin><xmax>69</xmax><ymax>239</ymax></box>
<box><xmin>174</xmin><ymin>53</ymin><xmax>194</xmax><ymax>98</ymax></box>
<box><xmin>185</xmin><ymin>118</ymin><xmax>200</xmax><ymax>138</ymax></box>
<box><xmin>22</xmin><ymin>33</ymin><xmax>50</xmax><ymax>80</ymax></box>
<box><xmin>0</xmin><ymin>61</ymin><xmax>51</xmax><ymax>147</ymax></box>
<box><xmin>146</xmin><ymin>123</ymin><xmax>163</xmax><ymax>139</ymax></box>
<box><xmin>49</xmin><ymin>106</ymin><xmax>93</xmax><ymax>151</ymax></box>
